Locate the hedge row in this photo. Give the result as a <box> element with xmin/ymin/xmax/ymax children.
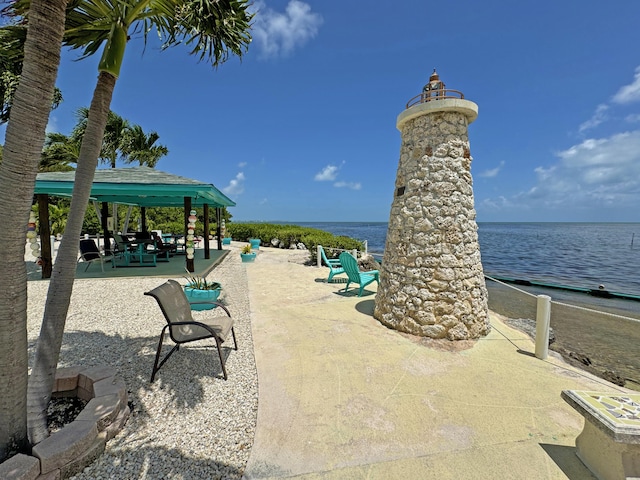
<box><xmin>225</xmin><ymin>223</ymin><xmax>364</xmax><ymax>263</ymax></box>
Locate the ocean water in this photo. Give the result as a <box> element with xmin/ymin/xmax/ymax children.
<box><xmin>299</xmin><ymin>222</ymin><xmax>640</xmax><ymax>296</ymax></box>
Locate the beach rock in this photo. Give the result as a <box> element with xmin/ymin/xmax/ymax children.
<box><xmin>270</xmin><ymin>238</ymin><xmax>281</xmax><ymax>247</ymax></box>
<box><xmin>358</xmin><ymin>254</ymin><xmax>380</xmax><ymax>272</ymax></box>
<box><xmin>602</xmin><ymin>370</ymin><xmax>626</xmax><ymax>387</ymax></box>
<box><xmin>505</xmin><ymin>317</ymin><xmax>556</xmax><ymax>345</ymax></box>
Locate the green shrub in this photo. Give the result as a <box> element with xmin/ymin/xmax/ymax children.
<box><xmin>226</xmin><ymin>223</ymin><xmax>364</xmax><ymax>262</ymax></box>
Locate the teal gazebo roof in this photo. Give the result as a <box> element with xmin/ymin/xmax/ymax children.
<box><xmin>34</xmin><ymin>167</ymin><xmax>236</xmax><ymax>208</ymax></box>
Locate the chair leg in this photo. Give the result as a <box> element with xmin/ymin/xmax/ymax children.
<box><xmin>215</xmin><ymin>337</ymin><xmax>228</xmax><ymax>380</ymax></box>
<box><xmin>150</xmin><ymin>327</ymin><xmax>179</xmax><ymax>383</ymax></box>
<box><xmin>343</xmin><ymin>280</ymin><xmax>351</xmax><ymax>293</ymax></box>
<box><xmin>231</xmin><ymin>327</ymin><xmax>238</xmax><ymax>350</ymax></box>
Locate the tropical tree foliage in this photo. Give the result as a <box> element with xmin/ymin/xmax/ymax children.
<box><xmin>0</xmin><ymin>23</ymin><xmax>62</xmax><ymax>124</ymax></box>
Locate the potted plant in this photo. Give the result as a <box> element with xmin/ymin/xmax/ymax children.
<box><xmin>249</xmin><ymin>238</ymin><xmax>261</xmax><ymax>250</ymax></box>
<box><xmin>222</xmin><ymin>237</ymin><xmax>232</xmax><ymax>245</ymax></box>
<box><xmin>240</xmin><ymin>243</ymin><xmax>256</xmax><ymax>262</ymax></box>
<box><xmin>183</xmin><ymin>271</ymin><xmax>221</xmax><ymax>311</ymax></box>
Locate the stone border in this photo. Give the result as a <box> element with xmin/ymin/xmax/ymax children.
<box><xmin>0</xmin><ymin>366</ymin><xmax>129</xmax><ymax>480</ymax></box>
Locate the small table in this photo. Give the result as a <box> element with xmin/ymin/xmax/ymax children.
<box><xmin>562</xmin><ymin>390</ymin><xmax>640</xmax><ymax>480</ymax></box>
<box><xmin>119</xmin><ymin>239</ymin><xmax>156</xmax><ymax>267</ymax></box>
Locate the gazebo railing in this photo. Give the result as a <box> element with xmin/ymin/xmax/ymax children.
<box><xmin>405</xmin><ymin>89</ymin><xmax>465</xmax><ymax>109</ymax></box>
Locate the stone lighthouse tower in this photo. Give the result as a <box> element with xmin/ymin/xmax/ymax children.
<box><xmin>373</xmin><ymin>70</ymin><xmax>490</xmax><ymax>340</ymax></box>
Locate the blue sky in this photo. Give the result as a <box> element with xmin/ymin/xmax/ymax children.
<box><xmin>7</xmin><ymin>0</ymin><xmax>640</xmax><ymax>222</ymax></box>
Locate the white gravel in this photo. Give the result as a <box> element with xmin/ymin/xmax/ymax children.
<box><xmin>27</xmin><ymin>251</ymin><xmax>258</xmax><ymax>479</ymax></box>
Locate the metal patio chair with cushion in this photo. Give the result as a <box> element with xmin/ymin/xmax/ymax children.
<box><xmin>78</xmin><ymin>239</ymin><xmax>115</xmax><ymax>272</ymax></box>
<box><xmin>144</xmin><ymin>279</ymin><xmax>237</xmax><ymax>382</ymax></box>
<box><xmin>149</xmin><ymin>231</ymin><xmax>177</xmax><ymax>259</ymax></box>
<box><xmin>338</xmin><ymin>251</ymin><xmax>380</xmax><ymax>297</ymax></box>
<box><xmin>319</xmin><ymin>245</ymin><xmax>345</xmax><ymax>282</ymax></box>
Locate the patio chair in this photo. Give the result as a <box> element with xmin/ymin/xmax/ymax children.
<box><xmin>319</xmin><ymin>246</ymin><xmax>345</xmax><ymax>282</ymax></box>
<box><xmin>149</xmin><ymin>231</ymin><xmax>177</xmax><ymax>259</ymax></box>
<box><xmin>78</xmin><ymin>239</ymin><xmax>114</xmax><ymax>272</ymax></box>
<box><xmin>144</xmin><ymin>279</ymin><xmax>237</xmax><ymax>382</ymax></box>
<box><xmin>338</xmin><ymin>251</ymin><xmax>380</xmax><ymax>297</ymax></box>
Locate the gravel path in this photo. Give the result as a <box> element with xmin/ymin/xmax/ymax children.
<box><xmin>27</xmin><ymin>251</ymin><xmax>258</xmax><ymax>479</ymax></box>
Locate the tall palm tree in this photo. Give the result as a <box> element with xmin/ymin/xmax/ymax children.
<box><xmin>24</xmin><ymin>0</ymin><xmax>253</xmax><ymax>444</ymax></box>
<box><xmin>121</xmin><ymin>124</ymin><xmax>169</xmax><ymax>167</ymax></box>
<box><xmin>0</xmin><ymin>0</ymin><xmax>67</xmax><ymax>461</ymax></box>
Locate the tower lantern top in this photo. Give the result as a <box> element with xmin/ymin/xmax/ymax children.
<box><xmin>423</xmin><ymin>69</ymin><xmax>445</xmax><ymax>93</ymax></box>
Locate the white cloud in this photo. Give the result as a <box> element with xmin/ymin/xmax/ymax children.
<box><xmin>251</xmin><ymin>0</ymin><xmax>323</xmax><ymax>59</ymax></box>
<box><xmin>46</xmin><ymin>116</ymin><xmax>58</xmax><ymax>134</ymax></box>
<box><xmin>238</xmin><ymin>161</ymin><xmax>247</xmax><ymax>168</ymax></box>
<box><xmin>480</xmin><ymin>130</ymin><xmax>640</xmax><ymax>215</ymax></box>
<box><xmin>222</xmin><ymin>172</ymin><xmax>245</xmax><ymax>196</ymax></box>
<box><xmin>334</xmin><ymin>181</ymin><xmax>361</xmax><ymax>190</ymax></box>
<box><xmin>314</xmin><ymin>164</ymin><xmax>339</xmax><ymax>181</ymax></box>
<box><xmin>479</xmin><ymin>161</ymin><xmax>505</xmax><ymax>178</ymax></box>
<box><xmin>612</xmin><ymin>66</ymin><xmax>640</xmax><ymax>104</ymax></box>
<box><xmin>579</xmin><ymin>104</ymin><xmax>609</xmax><ymax>133</ymax></box>
<box><xmin>625</xmin><ymin>113</ymin><xmax>640</xmax><ymax>123</ymax></box>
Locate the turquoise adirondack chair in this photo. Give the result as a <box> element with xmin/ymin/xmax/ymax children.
<box><xmin>319</xmin><ymin>246</ymin><xmax>345</xmax><ymax>282</ymax></box>
<box><xmin>338</xmin><ymin>252</ymin><xmax>379</xmax><ymax>296</ymax></box>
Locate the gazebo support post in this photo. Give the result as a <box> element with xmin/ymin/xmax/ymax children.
<box><xmin>37</xmin><ymin>194</ymin><xmax>52</xmax><ymax>279</ymax></box>
<box><xmin>140</xmin><ymin>206</ymin><xmax>147</xmax><ymax>233</ymax></box>
<box><xmin>101</xmin><ymin>202</ymin><xmax>111</xmax><ymax>254</ymax></box>
<box><xmin>216</xmin><ymin>207</ymin><xmax>222</xmax><ymax>250</ymax></box>
<box><xmin>203</xmin><ymin>204</ymin><xmax>210</xmax><ymax>259</ymax></box>
<box><xmin>184</xmin><ymin>197</ymin><xmax>194</xmax><ymax>272</ymax></box>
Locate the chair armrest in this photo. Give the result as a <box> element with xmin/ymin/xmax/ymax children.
<box><xmin>188</xmin><ymin>301</ymin><xmax>232</xmax><ymax>317</ymax></box>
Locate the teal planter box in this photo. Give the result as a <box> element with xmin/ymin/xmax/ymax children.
<box><xmin>241</xmin><ymin>252</ymin><xmax>256</xmax><ymax>263</ymax></box>
<box><xmin>249</xmin><ymin>238</ymin><xmax>261</xmax><ymax>250</ymax></box>
<box><xmin>222</xmin><ymin>237</ymin><xmax>231</xmax><ymax>245</ymax></box>
<box><xmin>184</xmin><ymin>285</ymin><xmax>221</xmax><ymax>310</ymax></box>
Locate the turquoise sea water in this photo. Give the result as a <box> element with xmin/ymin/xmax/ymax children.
<box><xmin>298</xmin><ymin>222</ymin><xmax>640</xmax><ymax>296</ymax></box>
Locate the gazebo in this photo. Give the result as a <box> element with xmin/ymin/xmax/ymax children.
<box><xmin>33</xmin><ymin>167</ymin><xmax>235</xmax><ymax>277</ymax></box>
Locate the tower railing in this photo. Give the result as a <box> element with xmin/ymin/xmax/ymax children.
<box><xmin>405</xmin><ymin>89</ymin><xmax>465</xmax><ymax>109</ymax></box>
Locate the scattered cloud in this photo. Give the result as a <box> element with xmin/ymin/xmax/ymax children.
<box><xmin>334</xmin><ymin>181</ymin><xmax>361</xmax><ymax>190</ymax></box>
<box><xmin>259</xmin><ymin>198</ymin><xmax>268</xmax><ymax>205</ymax></box>
<box><xmin>612</xmin><ymin>66</ymin><xmax>640</xmax><ymax>104</ymax></box>
<box><xmin>579</xmin><ymin>104</ymin><xmax>609</xmax><ymax>133</ymax></box>
<box><xmin>314</xmin><ymin>164</ymin><xmax>339</xmax><ymax>181</ymax></box>
<box><xmin>251</xmin><ymin>0</ymin><xmax>323</xmax><ymax>59</ymax></box>
<box><xmin>238</xmin><ymin>161</ymin><xmax>247</xmax><ymax>168</ymax></box>
<box><xmin>46</xmin><ymin>116</ymin><xmax>58</xmax><ymax>134</ymax></box>
<box><xmin>625</xmin><ymin>113</ymin><xmax>640</xmax><ymax>123</ymax></box>
<box><xmin>479</xmin><ymin>161</ymin><xmax>505</xmax><ymax>178</ymax></box>
<box><xmin>222</xmin><ymin>172</ymin><xmax>245</xmax><ymax>196</ymax></box>
<box><xmin>479</xmin><ymin>130</ymin><xmax>640</xmax><ymax>215</ymax></box>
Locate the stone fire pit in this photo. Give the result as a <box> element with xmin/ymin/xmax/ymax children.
<box><xmin>0</xmin><ymin>366</ymin><xmax>129</xmax><ymax>479</ymax></box>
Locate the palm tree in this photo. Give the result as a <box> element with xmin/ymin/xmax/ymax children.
<box><xmin>0</xmin><ymin>24</ymin><xmax>63</xmax><ymax>124</ymax></box>
<box><xmin>0</xmin><ymin>0</ymin><xmax>67</xmax><ymax>461</ymax></box>
<box><xmin>40</xmin><ymin>133</ymin><xmax>80</xmax><ymax>171</ymax></box>
<box><xmin>24</xmin><ymin>0</ymin><xmax>253</xmax><ymax>444</ymax></box>
<box><xmin>121</xmin><ymin>124</ymin><xmax>169</xmax><ymax>167</ymax></box>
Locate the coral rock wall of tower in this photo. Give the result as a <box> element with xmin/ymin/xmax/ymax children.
<box><xmin>373</xmin><ymin>110</ymin><xmax>490</xmax><ymax>340</ymax></box>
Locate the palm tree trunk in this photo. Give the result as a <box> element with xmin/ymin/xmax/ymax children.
<box><xmin>27</xmin><ymin>72</ymin><xmax>117</xmax><ymax>445</ymax></box>
<box><xmin>0</xmin><ymin>0</ymin><xmax>66</xmax><ymax>461</ymax></box>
